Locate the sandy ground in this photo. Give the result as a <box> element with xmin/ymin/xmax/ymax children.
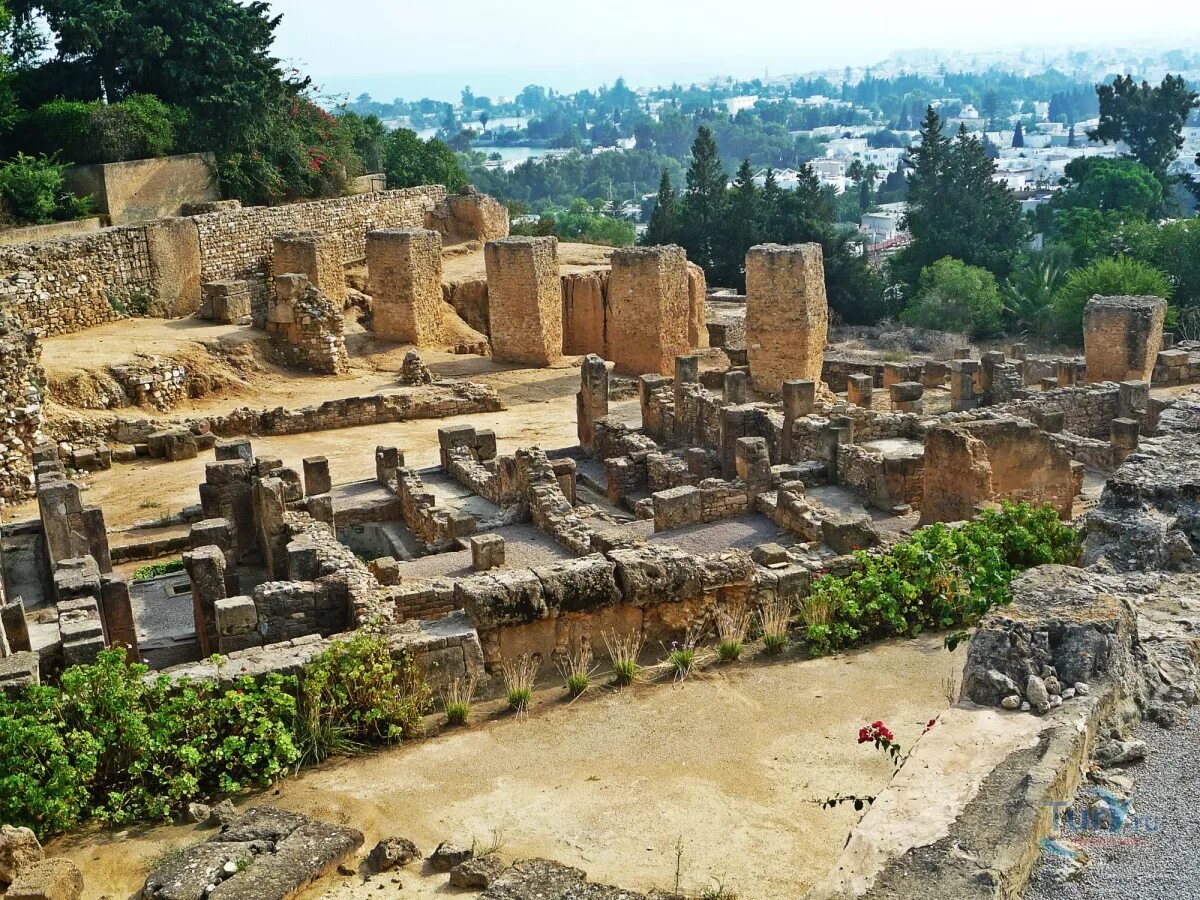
<box><xmin>439</xmin><ymin>240</ymin><xmax>612</xmax><ymax>283</ymax></box>
<box><xmin>45</xmin><ymin>634</ymin><xmax>961</xmax><ymax>900</ymax></box>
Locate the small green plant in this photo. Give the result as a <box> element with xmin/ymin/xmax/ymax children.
<box><xmin>294</xmin><ymin>633</ymin><xmax>430</xmax><ymax>764</ymax></box>
<box><xmin>471</xmin><ymin>829</ymin><xmax>505</xmax><ymax>858</ymax></box>
<box><xmin>758</xmin><ymin>596</ymin><xmax>793</xmax><ymax>655</ymax></box>
<box><xmin>132</xmin><ymin>558</ymin><xmax>185</xmax><ymax>580</ymax></box>
<box><xmin>602</xmin><ymin>630</ymin><xmax>643</xmax><ymax>686</ymax></box>
<box><xmin>442</xmin><ymin>675</ymin><xmax>477</xmax><ymax>726</ymax></box>
<box><xmin>0</xmin><ymin>153</ymin><xmax>92</xmax><ymax>224</ymax></box>
<box><xmin>138</xmin><ymin>499</ymin><xmax>164</xmax><ymax>510</ymax></box>
<box><xmin>668</xmin><ymin>646</ymin><xmax>697</xmax><ymax>678</ymax></box>
<box><xmin>716</xmin><ymin>603</ymin><xmax>750</xmax><ymax>663</ymax></box>
<box><xmin>557</xmin><ymin>644</ymin><xmax>594</xmax><ymax>699</ymax></box>
<box><xmin>699</xmin><ymin>882</ymin><xmax>740</xmax><ymax>900</ymax></box>
<box><xmin>501</xmin><ymin>655</ymin><xmax>538</xmax><ymax>713</ymax></box>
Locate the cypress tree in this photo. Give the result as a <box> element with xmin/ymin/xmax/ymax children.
<box><xmin>644</xmin><ymin>168</ymin><xmax>677</xmax><ymax>245</ymax></box>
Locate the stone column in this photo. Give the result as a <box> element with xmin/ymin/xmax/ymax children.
<box><xmin>950</xmin><ymin>361</ymin><xmax>979</xmax><ymax>412</ymax></box>
<box><xmin>606</xmin><ymin>245</ymin><xmax>691</xmax><ymax>376</ymax></box>
<box><xmin>484</xmin><ymin>236</ymin><xmax>563</xmax><ymax>366</ymax></box>
<box><xmin>302</xmin><ymin>456</ymin><xmax>332</xmax><ymax>496</ymax></box>
<box><xmin>366</xmin><ymin>228</ymin><xmax>444</xmax><ymax>345</ymax></box>
<box><xmin>890</xmin><ymin>381</ymin><xmax>924</xmax><ymax>413</ymax></box>
<box><xmin>1084</xmin><ymin>295</ymin><xmax>1167</xmax><ymax>383</ymax></box>
<box><xmin>724</xmin><ymin>371</ymin><xmax>752</xmax><ymax>405</ymax></box>
<box><xmin>576</xmin><ymin>354</ymin><xmax>610</xmax><ymax>453</ymax></box>
<box><xmin>847</xmin><ymin>373</ymin><xmax>874</xmax><ymax>408</ymax></box>
<box><xmin>271</xmin><ymin>232</ymin><xmax>345</xmax><ymax>307</ymax></box>
<box><xmin>745</xmin><ymin>243</ymin><xmax>828</xmax><ymax>393</ymax></box>
<box><xmin>100</xmin><ymin>573</ymin><xmax>140</xmax><ymax>662</ymax></box>
<box><xmin>781</xmin><ymin>380</ymin><xmax>816</xmax><ymax>462</ymax></box>
<box><xmin>183</xmin><ymin>545</ymin><xmax>227</xmax><ymax>658</ymax></box>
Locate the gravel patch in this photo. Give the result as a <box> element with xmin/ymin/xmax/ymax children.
<box><xmin>1025</xmin><ymin>710</ymin><xmax>1200</xmax><ymax>899</ymax></box>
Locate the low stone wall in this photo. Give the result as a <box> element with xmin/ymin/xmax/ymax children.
<box><xmin>0</xmin><ymin>316</ymin><xmax>46</xmax><ymax>501</ymax></box>
<box><xmin>993</xmin><ymin>383</ymin><xmax>1121</xmax><ymax>440</ymax></box>
<box><xmin>64</xmin><ymin>152</ymin><xmax>220</xmax><ymax>225</ymax></box>
<box><xmin>455</xmin><ymin>547</ymin><xmax>753</xmax><ymax>669</ymax></box>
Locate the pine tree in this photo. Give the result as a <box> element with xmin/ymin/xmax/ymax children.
<box><xmin>644</xmin><ymin>169</ymin><xmax>677</xmax><ymax>245</ymax></box>
<box><xmin>1012</xmin><ymin>120</ymin><xmax>1025</xmax><ymax>149</ymax></box>
<box><xmin>676</xmin><ymin>125</ymin><xmax>728</xmax><ymax>278</ymax></box>
<box><xmin>1067</xmin><ymin>124</ymin><xmax>1076</xmax><ymax>148</ymax></box>
<box><xmin>892</xmin><ymin>111</ymin><xmax>1026</xmax><ymax>292</ymax></box>
<box><xmin>723</xmin><ymin>159</ymin><xmax>760</xmax><ymax>290</ymax></box>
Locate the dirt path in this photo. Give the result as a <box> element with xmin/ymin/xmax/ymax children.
<box><xmin>47</xmin><ymin>635</ymin><xmax>960</xmax><ymax>900</ymax></box>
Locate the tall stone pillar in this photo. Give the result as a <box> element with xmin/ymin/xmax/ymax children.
<box><xmin>484</xmin><ymin>236</ymin><xmax>563</xmax><ymax>365</ymax></box>
<box><xmin>366</xmin><ymin>228</ymin><xmax>444</xmax><ymax>345</ymax></box>
<box><xmin>781</xmin><ymin>380</ymin><xmax>816</xmax><ymax>462</ymax></box>
<box><xmin>183</xmin><ymin>545</ymin><xmax>227</xmax><ymax>658</ymax></box>
<box><xmin>1084</xmin><ymin>295</ymin><xmax>1167</xmax><ymax>383</ymax></box>
<box><xmin>576</xmin><ymin>354</ymin><xmax>610</xmax><ymax>453</ymax></box>
<box><xmin>745</xmin><ymin>243</ymin><xmax>828</xmax><ymax>393</ymax></box>
<box><xmin>606</xmin><ymin>245</ymin><xmax>691</xmax><ymax>376</ymax></box>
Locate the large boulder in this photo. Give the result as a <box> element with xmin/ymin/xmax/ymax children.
<box><xmin>4</xmin><ymin>857</ymin><xmax>83</xmax><ymax>900</ymax></box>
<box><xmin>0</xmin><ymin>824</ymin><xmax>43</xmax><ymax>885</ymax></box>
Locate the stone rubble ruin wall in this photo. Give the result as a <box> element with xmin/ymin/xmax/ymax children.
<box><xmin>745</xmin><ymin>243</ymin><xmax>828</xmax><ymax>393</ymax></box>
<box><xmin>0</xmin><ymin>316</ymin><xmax>46</xmax><ymax>500</ymax></box>
<box><xmin>265</xmin><ymin>275</ymin><xmax>350</xmax><ymax>374</ymax></box>
<box><xmin>0</xmin><ymin>187</ymin><xmax>449</xmax><ymax>337</ymax></box>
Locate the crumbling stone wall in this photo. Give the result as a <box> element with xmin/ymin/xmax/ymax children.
<box><xmin>265</xmin><ymin>275</ymin><xmax>349</xmax><ymax>374</ymax></box>
<box><xmin>1084</xmin><ymin>294</ymin><xmax>1167</xmax><ymax>383</ymax></box>
<box><xmin>606</xmin><ymin>246</ymin><xmax>691</xmax><ymax>376</ymax></box>
<box><xmin>920</xmin><ymin>418</ymin><xmax>1077</xmax><ymax>524</ymax></box>
<box><xmin>745</xmin><ymin>243</ymin><xmax>828</xmax><ymax>393</ymax></box>
<box><xmin>366</xmin><ymin>228</ymin><xmax>444</xmax><ymax>345</ymax></box>
<box><xmin>0</xmin><ymin>315</ymin><xmax>45</xmax><ymax>500</ymax></box>
<box><xmin>426</xmin><ymin>188</ymin><xmax>510</xmax><ymax>243</ymax></box>
<box><xmin>484</xmin><ymin>237</ymin><xmax>563</xmax><ymax>366</ymax></box>
<box><xmin>561</xmin><ymin>270</ymin><xmax>609</xmax><ymax>356</ymax></box>
<box><xmin>270</xmin><ymin>232</ymin><xmax>347</xmax><ymax>310</ymax></box>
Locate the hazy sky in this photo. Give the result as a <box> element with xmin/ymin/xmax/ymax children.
<box><xmin>268</xmin><ymin>0</ymin><xmax>1200</xmax><ymax>102</ymax></box>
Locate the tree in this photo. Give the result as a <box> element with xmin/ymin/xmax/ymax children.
<box><xmin>901</xmin><ymin>257</ymin><xmax>1004</xmax><ymax>336</ymax></box>
<box><xmin>382</xmin><ymin>129</ymin><xmax>468</xmax><ymax>192</ymax></box>
<box><xmin>1052</xmin><ymin>157</ymin><xmax>1163</xmax><ymax>217</ymax></box>
<box><xmin>892</xmin><ymin>109</ymin><xmax>1026</xmax><ymax>292</ymax></box>
<box><xmin>1003</xmin><ymin>249</ymin><xmax>1067</xmax><ymax>334</ymax></box>
<box><xmin>1011</xmin><ymin>120</ymin><xmax>1025</xmax><ymax>148</ymax></box>
<box><xmin>675</xmin><ymin>125</ymin><xmax>727</xmax><ymax>276</ymax></box>
<box><xmin>981</xmin><ymin>90</ymin><xmax>999</xmax><ymax>129</ymax></box>
<box><xmin>644</xmin><ymin>168</ymin><xmax>677</xmax><ymax>245</ymax></box>
<box><xmin>1088</xmin><ymin>74</ymin><xmax>1198</xmax><ymax>185</ymax></box>
<box><xmin>721</xmin><ymin>158</ymin><xmax>760</xmax><ymax>289</ymax></box>
<box><xmin>1051</xmin><ymin>256</ymin><xmax>1172</xmax><ymax>342</ymax></box>
<box><xmin>478</xmin><ymin>111</ymin><xmax>489</xmax><ymax>132</ymax></box>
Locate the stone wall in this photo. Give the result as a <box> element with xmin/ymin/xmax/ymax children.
<box><xmin>484</xmin><ymin>237</ymin><xmax>563</xmax><ymax>366</ymax></box>
<box><xmin>745</xmin><ymin>243</ymin><xmax>828</xmax><ymax>393</ymax></box>
<box><xmin>0</xmin><ymin>187</ymin><xmax>449</xmax><ymax>337</ymax></box>
<box><xmin>0</xmin><ymin>315</ymin><xmax>45</xmax><ymax>500</ymax></box>
<box><xmin>920</xmin><ymin>418</ymin><xmax>1077</xmax><ymax>524</ymax></box>
<box><xmin>265</xmin><ymin>275</ymin><xmax>349</xmax><ymax>374</ymax></box>
<box><xmin>63</xmin><ymin>152</ymin><xmax>220</xmax><ymax>225</ymax></box>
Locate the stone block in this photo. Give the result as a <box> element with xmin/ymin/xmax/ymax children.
<box><xmin>366</xmin><ymin>228</ymin><xmax>444</xmax><ymax>345</ymax></box>
<box><xmin>302</xmin><ymin>456</ymin><xmax>331</xmax><ymax>496</ymax></box>
<box><xmin>606</xmin><ymin>245</ymin><xmax>691</xmax><ymax>376</ymax></box>
<box><xmin>723</xmin><ymin>370</ymin><xmax>752</xmax><ymax>404</ymax></box>
<box><xmin>1084</xmin><ymin>294</ymin><xmax>1167</xmax><ymax>383</ymax></box>
<box><xmin>214</xmin><ymin>595</ymin><xmax>258</xmax><ymax>636</ymax></box>
<box><xmin>652</xmin><ymin>485</ymin><xmax>702</xmax><ymax>532</ymax></box>
<box><xmin>470</xmin><ymin>534</ymin><xmax>505</xmax><ymax>571</ymax></box>
<box><xmin>4</xmin><ymin>856</ymin><xmax>83</xmax><ymax>900</ymax></box>
<box><xmin>847</xmin><ymin>373</ymin><xmax>874</xmax><ymax>408</ymax></box>
<box><xmin>484</xmin><ymin>236</ymin><xmax>562</xmax><ymax>366</ymax></box>
<box><xmin>215</xmin><ymin>439</ymin><xmax>253</xmax><ymax>464</ymax></box>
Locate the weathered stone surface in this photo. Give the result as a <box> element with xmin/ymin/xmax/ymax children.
<box><xmin>366</xmin><ymin>836</ymin><xmax>421</xmax><ymax>873</ymax></box>
<box><xmin>428</xmin><ymin>841</ymin><xmax>473</xmax><ymax>873</ymax></box>
<box><xmin>4</xmin><ymin>857</ymin><xmax>83</xmax><ymax>900</ymax></box>
<box><xmin>745</xmin><ymin>243</ymin><xmax>828</xmax><ymax>393</ymax></box>
<box><xmin>484</xmin><ymin>237</ymin><xmax>562</xmax><ymax>366</ymax></box>
<box><xmin>606</xmin><ymin>246</ymin><xmax>690</xmax><ymax>377</ymax></box>
<box><xmin>0</xmin><ymin>824</ymin><xmax>43</xmax><ymax>885</ymax></box>
<box><xmin>482</xmin><ymin>858</ymin><xmax>650</xmax><ymax>899</ymax></box>
<box><xmin>1084</xmin><ymin>294</ymin><xmax>1166</xmax><ymax>383</ymax></box>
<box><xmin>449</xmin><ymin>854</ymin><xmax>507</xmax><ymax>888</ymax></box>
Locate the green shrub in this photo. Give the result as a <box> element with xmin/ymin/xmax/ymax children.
<box><xmin>133</xmin><ymin>558</ymin><xmax>185</xmax><ymax>580</ymax></box>
<box><xmin>0</xmin><ymin>650</ymin><xmax>298</xmax><ymax>838</ymax></box>
<box><xmin>1051</xmin><ymin>256</ymin><xmax>1173</xmax><ymax>343</ymax></box>
<box><xmin>0</xmin><ymin>153</ymin><xmax>91</xmax><ymax>224</ymax></box>
<box><xmin>22</xmin><ymin>95</ymin><xmax>179</xmax><ymax>164</ymax></box>
<box><xmin>901</xmin><ymin>257</ymin><xmax>1004</xmax><ymax>337</ymax></box>
<box><xmin>294</xmin><ymin>633</ymin><xmax>430</xmax><ymax>764</ymax></box>
<box><xmin>802</xmin><ymin>502</ymin><xmax>1080</xmax><ymax>655</ymax></box>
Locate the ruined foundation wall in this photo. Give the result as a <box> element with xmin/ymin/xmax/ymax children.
<box><xmin>745</xmin><ymin>243</ymin><xmax>828</xmax><ymax>393</ymax></box>
<box><xmin>0</xmin><ymin>317</ymin><xmax>46</xmax><ymax>500</ymax></box>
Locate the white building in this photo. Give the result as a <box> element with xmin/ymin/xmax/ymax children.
<box><xmin>861</xmin><ymin>209</ymin><xmax>904</xmax><ymax>243</ymax></box>
<box><xmin>825</xmin><ymin>137</ymin><xmax>869</xmax><ymax>158</ymax></box>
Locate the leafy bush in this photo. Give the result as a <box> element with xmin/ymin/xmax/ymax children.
<box><xmin>0</xmin><ymin>153</ymin><xmax>91</xmax><ymax>224</ymax></box>
<box><xmin>1051</xmin><ymin>255</ymin><xmax>1173</xmax><ymax>343</ymax></box>
<box><xmin>20</xmin><ymin>95</ymin><xmax>179</xmax><ymax>164</ymax></box>
<box><xmin>0</xmin><ymin>650</ymin><xmax>298</xmax><ymax>838</ymax></box>
<box><xmin>901</xmin><ymin>257</ymin><xmax>1005</xmax><ymax>337</ymax></box>
<box><xmin>802</xmin><ymin>502</ymin><xmax>1080</xmax><ymax>655</ymax></box>
<box><xmin>294</xmin><ymin>633</ymin><xmax>430</xmax><ymax>764</ymax></box>
<box><xmin>133</xmin><ymin>558</ymin><xmax>185</xmax><ymax>580</ymax></box>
